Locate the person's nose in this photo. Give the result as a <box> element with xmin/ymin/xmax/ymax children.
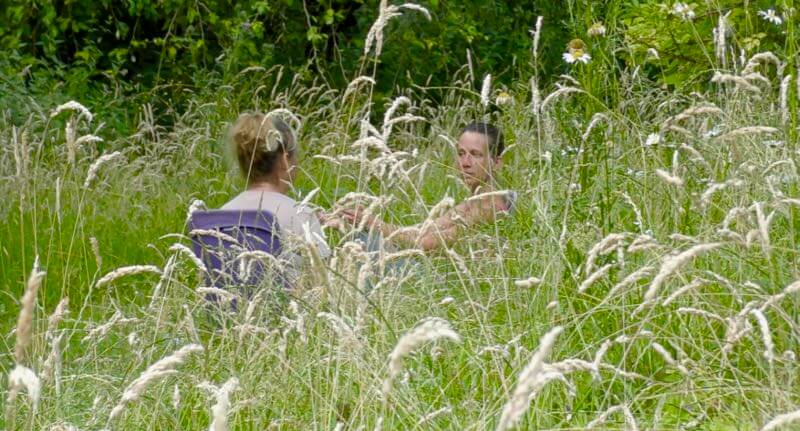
<box><xmin>460</xmin><ymin>154</ymin><xmax>472</xmax><ymax>167</ymax></box>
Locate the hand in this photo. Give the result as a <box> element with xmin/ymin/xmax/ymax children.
<box><xmin>340</xmin><ymin>206</ymin><xmax>378</xmax><ymax>230</ymax></box>
<box><xmin>317</xmin><ymin>211</ymin><xmax>342</xmax><ymax>228</ymax></box>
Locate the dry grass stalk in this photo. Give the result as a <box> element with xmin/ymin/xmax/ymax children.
<box><xmin>514</xmin><ymin>276</ymin><xmax>542</xmax><ymax>288</ymax></box>
<box><xmin>186</xmin><ymin>199</ymin><xmax>207</xmax><ymax>222</ymax></box>
<box><xmin>642</xmin><ymin>243</ymin><xmax>723</xmax><ymax>304</ymax></box>
<box><xmin>677</xmin><ymin>307</ymin><xmax>724</xmax><ymax>321</ymax></box>
<box><xmin>344</xmin><ymin>76</ymin><xmax>376</xmax><ymax>99</ymax></box>
<box><xmin>81</xmin><ymin>310</ymin><xmax>138</xmax><ymax>343</ymax></box>
<box><xmin>317</xmin><ymin>312</ymin><xmax>361</xmax><ymax>350</ymax></box>
<box><xmin>96</xmin><ymin>264</ymin><xmax>162</xmax><ymax>288</ymax></box>
<box><xmin>711</xmin><ymin>72</ymin><xmax>762</xmax><ymax>93</ymax></box>
<box><xmin>761</xmin><ymin>409</ymin><xmax>800</xmax><ymax>431</ymax></box>
<box><xmin>749</xmin><ymin>309</ymin><xmax>775</xmax><ymax>362</ymax></box>
<box><xmin>530</xmin><ymin>77</ymin><xmax>541</xmax><ymax>114</ymax></box>
<box><xmin>701</xmin><ymin>179</ymin><xmax>743</xmax><ymax>208</ymax></box>
<box><xmin>108</xmin><ymin>344</ymin><xmax>204</xmax><ymax>423</ymax></box>
<box><xmin>5</xmin><ymin>364</ymin><xmax>42</xmax><ymax>414</ymax></box>
<box><xmin>531</xmin><ymin>16</ymin><xmax>543</xmax><ymax>59</ymax></box>
<box><xmin>496</xmin><ymin>326</ymin><xmax>563</xmax><ymax>431</ymax></box>
<box><xmin>169</xmin><ymin>243</ymin><xmax>208</xmax><ymax>274</ymax></box>
<box><xmin>51</xmin><ymin>100</ymin><xmax>93</xmax><ymax>122</ymax></box>
<box><xmin>364</xmin><ymin>1</ymin><xmax>430</xmax><ymax>58</ymax></box>
<box><xmin>41</xmin><ymin>333</ymin><xmax>64</xmax><ymax>394</ymax></box>
<box><xmin>188</xmin><ymin>229</ymin><xmax>243</xmax><ymax>249</ymax></box>
<box><xmin>90</xmin><ymin>237</ymin><xmax>103</xmax><ymax>268</ymax></box>
<box><xmin>203</xmin><ymin>377</ymin><xmax>239</xmax><ymax>431</ymax></box>
<box><xmin>581</xmin><ymin>112</ymin><xmax>609</xmax><ymax>141</ymax></box>
<box><xmin>12</xmin><ymin>126</ymin><xmax>30</xmax><ymax>178</ymax></box>
<box><xmin>578</xmin><ymin>263</ymin><xmax>613</xmax><ymax>293</ymax></box>
<box><xmin>197</xmin><ymin>287</ymin><xmax>239</xmax><ymax>303</ymax></box>
<box><xmin>714</xmin><ymin>12</ymin><xmax>730</xmax><ymax>67</ymax></box>
<box><xmin>780</xmin><ymin>74</ymin><xmax>792</xmax><ymax>124</ymax></box>
<box><xmin>592</xmin><ymin>340</ymin><xmax>612</xmax><ymax>381</ymax></box>
<box><xmin>715</xmin><ymin>126</ymin><xmax>780</xmax><ymax>141</ymax></box>
<box><xmin>46</xmin><ymin>297</ymin><xmax>69</xmax><ymax>339</ymax></box>
<box><xmin>84</xmin><ymin>151</ymin><xmax>123</xmax><ymax>188</ymax></box>
<box><xmin>481</xmin><ymin>74</ymin><xmax>492</xmax><ymax>107</ymax></box>
<box><xmin>760</xmin><ymin>280</ymin><xmax>800</xmax><ymax>311</ymax></box>
<box><xmin>172</xmin><ymin>384</ymin><xmax>181</xmax><ymax>410</ymax></box>
<box><xmin>585</xmin><ymin>404</ymin><xmax>638</xmax><ymax>430</ymax></box>
<box><xmin>383</xmin><ymin>317</ymin><xmax>461</xmax><ymax>396</ymax></box>
<box><xmin>662</xmin><ymin>103</ymin><xmax>722</xmax><ymax>130</ymax></box>
<box><xmin>585</xmin><ymin>233</ymin><xmax>626</xmax><ymax>275</ymax></box>
<box><xmin>540</xmin><ymin>86</ymin><xmax>585</xmax><ymax>112</ymax></box>
<box><xmin>655</xmin><ymin>169</ymin><xmax>684</xmax><ymax>187</ymax></box>
<box><xmin>752</xmin><ymin>202</ymin><xmax>774</xmax><ymax>254</ymax></box>
<box><xmin>742</xmin><ymin>51</ymin><xmax>782</xmax><ymax>75</ymax></box>
<box><xmin>416</xmin><ymin>406</ymin><xmax>452</xmax><ymax>426</ymax></box>
<box><xmin>606</xmin><ymin>266</ymin><xmax>654</xmax><ymax>300</ymax></box>
<box><xmin>15</xmin><ymin>256</ymin><xmax>45</xmax><ymax>363</ymax></box>
<box><xmin>627</xmin><ymin>235</ymin><xmax>657</xmax><ymax>253</ymax></box>
<box><xmin>661</xmin><ymin>279</ymin><xmax>704</xmax><ymax>306</ymax></box>
<box><xmin>650</xmin><ymin>342</ymin><xmax>689</xmax><ymax>375</ymax></box>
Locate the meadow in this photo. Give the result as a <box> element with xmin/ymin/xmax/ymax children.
<box><xmin>2</xmin><ymin>2</ymin><xmax>800</xmax><ymax>430</ymax></box>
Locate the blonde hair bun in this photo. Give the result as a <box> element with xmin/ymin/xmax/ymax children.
<box><xmin>229</xmin><ymin>112</ymin><xmax>295</xmax><ymax>182</ymax></box>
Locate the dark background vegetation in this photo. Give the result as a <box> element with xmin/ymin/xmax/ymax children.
<box><xmin>0</xmin><ymin>0</ymin><xmax>795</xmax><ymax>132</ymax></box>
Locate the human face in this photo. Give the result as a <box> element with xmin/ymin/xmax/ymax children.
<box><xmin>456</xmin><ymin>132</ymin><xmax>499</xmax><ymax>191</ymax></box>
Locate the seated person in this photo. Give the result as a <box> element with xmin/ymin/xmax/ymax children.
<box><xmin>221</xmin><ymin>112</ymin><xmax>330</xmax><ymax>268</ymax></box>
<box><xmin>337</xmin><ymin>122</ymin><xmax>515</xmax><ymax>251</ymax></box>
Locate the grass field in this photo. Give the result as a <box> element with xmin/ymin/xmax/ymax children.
<box><xmin>3</xmin><ymin>4</ymin><xmax>800</xmax><ymax>430</ymax></box>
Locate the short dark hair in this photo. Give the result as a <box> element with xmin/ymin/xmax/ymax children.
<box><xmin>461</xmin><ymin>122</ymin><xmax>504</xmax><ymax>158</ymax></box>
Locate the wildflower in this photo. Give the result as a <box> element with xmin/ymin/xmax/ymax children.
<box><xmin>588</xmin><ymin>22</ymin><xmax>606</xmax><ymax>37</ymax></box>
<box><xmin>563</xmin><ymin>39</ymin><xmax>591</xmax><ymax>64</ymax></box>
<box><xmin>644</xmin><ymin>133</ymin><xmax>662</xmax><ymax>147</ymax></box>
<box><xmin>495</xmin><ymin>91</ymin><xmax>512</xmax><ymax>106</ymax></box>
<box><xmin>671</xmin><ymin>3</ymin><xmax>696</xmax><ymax>21</ymax></box>
<box><xmin>758</xmin><ymin>9</ymin><xmax>782</xmax><ymax>25</ymax></box>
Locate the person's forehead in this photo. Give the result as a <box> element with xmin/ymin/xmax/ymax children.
<box><xmin>457</xmin><ymin>132</ymin><xmax>489</xmax><ymax>150</ymax></box>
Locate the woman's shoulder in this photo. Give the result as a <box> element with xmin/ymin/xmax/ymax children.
<box><xmin>221</xmin><ymin>190</ymin><xmax>298</xmax><ymax>210</ymax></box>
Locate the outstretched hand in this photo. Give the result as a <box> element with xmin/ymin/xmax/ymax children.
<box><xmin>317</xmin><ymin>205</ymin><xmax>377</xmax><ymax>231</ymax></box>
<box><xmin>317</xmin><ymin>211</ymin><xmax>342</xmax><ymax>229</ymax></box>
<box><xmin>339</xmin><ymin>205</ymin><xmax>374</xmax><ymax>227</ymax></box>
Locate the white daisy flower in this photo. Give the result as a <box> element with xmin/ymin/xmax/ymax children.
<box><xmin>671</xmin><ymin>2</ymin><xmax>696</xmax><ymax>21</ymax></box>
<box><xmin>758</xmin><ymin>9</ymin><xmax>783</xmax><ymax>25</ymax></box>
<box><xmin>645</xmin><ymin>133</ymin><xmax>662</xmax><ymax>147</ymax></box>
<box><xmin>563</xmin><ymin>39</ymin><xmax>591</xmax><ymax>64</ymax></box>
<box><xmin>588</xmin><ymin>22</ymin><xmax>606</xmax><ymax>37</ymax></box>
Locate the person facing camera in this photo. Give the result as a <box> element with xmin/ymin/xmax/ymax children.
<box><xmin>337</xmin><ymin>121</ymin><xmax>516</xmax><ymax>251</ymax></box>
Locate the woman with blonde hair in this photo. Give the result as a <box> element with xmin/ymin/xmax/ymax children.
<box><xmin>218</xmin><ymin>112</ymin><xmax>329</xmax><ymax>267</ymax></box>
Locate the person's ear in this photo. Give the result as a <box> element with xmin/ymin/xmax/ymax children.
<box><xmin>281</xmin><ymin>151</ymin><xmax>292</xmax><ymax>170</ymax></box>
<box><xmin>493</xmin><ymin>156</ymin><xmax>503</xmax><ymax>170</ymax></box>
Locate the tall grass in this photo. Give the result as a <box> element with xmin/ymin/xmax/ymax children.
<box><xmin>2</xmin><ymin>3</ymin><xmax>800</xmax><ymax>430</ymax></box>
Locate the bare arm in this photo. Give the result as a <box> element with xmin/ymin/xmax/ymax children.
<box><xmin>345</xmin><ymin>194</ymin><xmax>509</xmax><ymax>251</ymax></box>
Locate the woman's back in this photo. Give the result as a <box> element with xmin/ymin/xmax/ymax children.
<box><xmin>221</xmin><ymin>190</ymin><xmax>330</xmax><ymax>258</ymax></box>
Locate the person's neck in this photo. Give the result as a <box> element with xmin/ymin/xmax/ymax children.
<box><xmin>470</xmin><ymin>179</ymin><xmax>497</xmax><ymax>195</ymax></box>
<box><xmin>247</xmin><ymin>179</ymin><xmax>287</xmax><ymax>194</ymax></box>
